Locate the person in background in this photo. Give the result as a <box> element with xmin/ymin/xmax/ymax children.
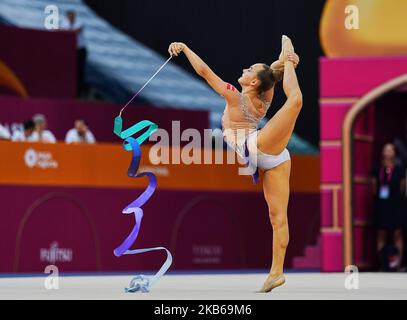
<box><xmin>65</xmin><ymin>119</ymin><xmax>96</xmax><ymax>144</ymax></box>
<box><xmin>30</xmin><ymin>114</ymin><xmax>56</xmax><ymax>143</ymax></box>
<box><xmin>11</xmin><ymin>119</ymin><xmax>35</xmax><ymax>142</ymax></box>
<box><xmin>0</xmin><ymin>123</ymin><xmax>10</xmax><ymax>140</ymax></box>
<box><xmin>60</xmin><ymin>10</ymin><xmax>87</xmax><ymax>97</ymax></box>
<box><xmin>371</xmin><ymin>143</ymin><xmax>406</xmax><ymax>271</ymax></box>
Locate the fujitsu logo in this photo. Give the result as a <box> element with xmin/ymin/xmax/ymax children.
<box><xmin>40</xmin><ymin>242</ymin><xmax>73</xmax><ymax>264</ymax></box>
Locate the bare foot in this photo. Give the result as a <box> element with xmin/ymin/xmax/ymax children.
<box><xmin>256</xmin><ymin>274</ymin><xmax>286</xmax><ymax>293</ymax></box>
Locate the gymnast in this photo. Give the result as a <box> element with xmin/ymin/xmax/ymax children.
<box><xmin>168</xmin><ymin>35</ymin><xmax>302</xmax><ymax>292</ymax></box>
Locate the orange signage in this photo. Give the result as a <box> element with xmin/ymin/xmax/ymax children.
<box><xmin>0</xmin><ymin>141</ymin><xmax>319</xmax><ymax>193</ymax></box>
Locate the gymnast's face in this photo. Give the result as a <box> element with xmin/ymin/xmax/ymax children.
<box><xmin>238</xmin><ymin>63</ymin><xmax>263</xmax><ymax>88</ymax></box>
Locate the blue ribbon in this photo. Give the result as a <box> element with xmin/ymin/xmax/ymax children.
<box><xmin>113</xmin><ymin>116</ymin><xmax>172</xmax><ymax>293</ymax></box>
<box><xmin>244</xmin><ymin>139</ymin><xmax>259</xmax><ymax>184</ymax></box>
<box><xmin>114</xmin><ymin>116</ymin><xmax>158</xmax><ymax>149</ymax></box>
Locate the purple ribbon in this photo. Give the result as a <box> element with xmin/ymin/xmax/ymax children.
<box><xmin>114</xmin><ymin>137</ymin><xmax>172</xmax><ymax>292</ymax></box>
<box><xmin>244</xmin><ymin>138</ymin><xmax>259</xmax><ymax>184</ymax></box>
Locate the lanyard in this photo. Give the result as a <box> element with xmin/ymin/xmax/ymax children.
<box><xmin>380</xmin><ymin>166</ymin><xmax>394</xmax><ymax>185</ymax></box>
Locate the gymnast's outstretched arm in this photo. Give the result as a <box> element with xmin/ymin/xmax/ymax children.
<box><xmin>168</xmin><ymin>42</ymin><xmax>232</xmax><ymax>98</ymax></box>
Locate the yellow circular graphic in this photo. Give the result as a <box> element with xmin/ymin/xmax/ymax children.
<box><xmin>320</xmin><ymin>0</ymin><xmax>407</xmax><ymax>57</ymax></box>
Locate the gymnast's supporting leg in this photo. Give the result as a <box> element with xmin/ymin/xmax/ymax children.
<box><xmin>258</xmin><ymin>160</ymin><xmax>291</xmax><ymax>292</ymax></box>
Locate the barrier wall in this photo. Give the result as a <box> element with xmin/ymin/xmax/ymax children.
<box><xmin>0</xmin><ymin>141</ymin><xmax>319</xmax><ymax>273</ymax></box>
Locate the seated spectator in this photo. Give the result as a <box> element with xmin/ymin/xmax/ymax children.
<box><xmin>0</xmin><ymin>124</ymin><xmax>10</xmax><ymax>140</ymax></box>
<box><xmin>65</xmin><ymin>119</ymin><xmax>95</xmax><ymax>144</ymax></box>
<box><xmin>11</xmin><ymin>120</ymin><xmax>35</xmax><ymax>142</ymax></box>
<box><xmin>30</xmin><ymin>114</ymin><xmax>56</xmax><ymax>143</ymax></box>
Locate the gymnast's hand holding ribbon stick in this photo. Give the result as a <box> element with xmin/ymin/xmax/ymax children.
<box><xmin>113</xmin><ymin>55</ymin><xmax>173</xmax><ymax>293</ymax></box>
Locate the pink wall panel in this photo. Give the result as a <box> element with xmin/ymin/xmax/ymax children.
<box><xmin>353</xmin><ymin>184</ymin><xmax>374</xmax><ymax>221</ymax></box>
<box><xmin>320</xmin><ymin>57</ymin><xmax>407</xmax><ymax>98</ymax></box>
<box><xmin>353</xmin><ymin>141</ymin><xmax>373</xmax><ymax>176</ymax></box>
<box><xmin>353</xmin><ymin>104</ymin><xmax>375</xmax><ymax>136</ymax></box>
<box><xmin>320</xmin><ymin>104</ymin><xmax>351</xmax><ymax>140</ymax></box>
<box><xmin>321</xmin><ymin>146</ymin><xmax>342</xmax><ymax>183</ymax></box>
<box><xmin>321</xmin><ymin>190</ymin><xmax>333</xmax><ymax>227</ymax></box>
<box><xmin>337</xmin><ymin>189</ymin><xmax>344</xmax><ymax>228</ymax></box>
<box><xmin>321</xmin><ymin>231</ymin><xmax>343</xmax><ymax>272</ymax></box>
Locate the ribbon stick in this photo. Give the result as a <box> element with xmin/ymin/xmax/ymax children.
<box><xmin>113</xmin><ymin>57</ymin><xmax>173</xmax><ymax>293</ymax></box>
<box><xmin>118</xmin><ymin>56</ymin><xmax>173</xmax><ymax>117</ymax></box>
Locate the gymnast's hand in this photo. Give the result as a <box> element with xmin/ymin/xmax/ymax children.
<box><xmin>286</xmin><ymin>53</ymin><xmax>300</xmax><ymax>68</ymax></box>
<box><xmin>168</xmin><ymin>42</ymin><xmax>187</xmax><ymax>57</ymax></box>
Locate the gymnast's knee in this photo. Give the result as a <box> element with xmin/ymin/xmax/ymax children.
<box><xmin>269</xmin><ymin>210</ymin><xmax>288</xmax><ymax>229</ymax></box>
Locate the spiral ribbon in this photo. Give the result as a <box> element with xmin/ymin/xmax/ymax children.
<box><xmin>113</xmin><ymin>115</ymin><xmax>172</xmax><ymax>293</ymax></box>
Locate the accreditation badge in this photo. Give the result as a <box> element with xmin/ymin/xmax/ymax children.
<box><xmin>379</xmin><ymin>185</ymin><xmax>390</xmax><ymax>199</ymax></box>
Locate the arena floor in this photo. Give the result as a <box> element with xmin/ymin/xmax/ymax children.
<box><xmin>0</xmin><ymin>272</ymin><xmax>406</xmax><ymax>300</ymax></box>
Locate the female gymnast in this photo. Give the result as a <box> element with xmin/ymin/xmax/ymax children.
<box><xmin>168</xmin><ymin>35</ymin><xmax>302</xmax><ymax>292</ymax></box>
